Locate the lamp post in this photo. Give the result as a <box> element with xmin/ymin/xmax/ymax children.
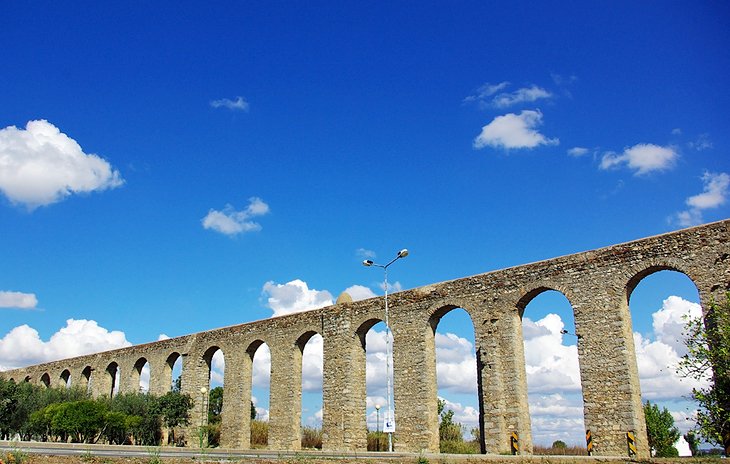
<box><xmin>375</xmin><ymin>404</ymin><xmax>381</xmax><ymax>451</ymax></box>
<box><xmin>363</xmin><ymin>248</ymin><xmax>408</xmax><ymax>452</ymax></box>
<box><xmin>199</xmin><ymin>386</ymin><xmax>208</xmax><ymax>448</ymax></box>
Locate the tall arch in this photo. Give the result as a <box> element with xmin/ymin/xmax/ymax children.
<box><xmin>40</xmin><ymin>372</ymin><xmax>51</xmax><ymax>388</ymax></box>
<box><xmin>133</xmin><ymin>357</ymin><xmax>150</xmax><ymax>393</ymax></box>
<box><xmin>625</xmin><ymin>267</ymin><xmax>702</xmax><ymax>446</ymax></box>
<box><xmin>59</xmin><ymin>369</ymin><xmax>72</xmax><ymax>389</ymax></box>
<box><xmin>81</xmin><ymin>366</ymin><xmax>93</xmax><ymax>394</ymax></box>
<box><xmin>356</xmin><ymin>317</ymin><xmax>389</xmax><ymax>451</ymax></box>
<box><xmin>428</xmin><ymin>305</ymin><xmax>482</xmax><ymax>454</ymax></box>
<box><xmin>297</xmin><ymin>331</ymin><xmax>324</xmax><ymax>449</ymax></box>
<box><xmin>247</xmin><ymin>340</ymin><xmax>271</xmax><ymax>449</ymax></box>
<box><xmin>165</xmin><ymin>352</ymin><xmax>183</xmax><ymax>391</ymax></box>
<box><xmin>517</xmin><ymin>288</ymin><xmax>586</xmax><ymax>453</ymax></box>
<box><xmin>104</xmin><ymin>362</ymin><xmax>120</xmax><ymax>397</ymax></box>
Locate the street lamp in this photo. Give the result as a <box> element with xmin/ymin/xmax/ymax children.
<box><xmin>199</xmin><ymin>386</ymin><xmax>208</xmax><ymax>448</ymax></box>
<box><xmin>375</xmin><ymin>404</ymin><xmax>381</xmax><ymax>451</ymax></box>
<box><xmin>363</xmin><ymin>248</ymin><xmax>408</xmax><ymax>452</ymax></box>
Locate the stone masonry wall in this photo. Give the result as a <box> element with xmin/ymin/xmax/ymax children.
<box><xmin>2</xmin><ymin>219</ymin><xmax>729</xmax><ymax>457</ymax></box>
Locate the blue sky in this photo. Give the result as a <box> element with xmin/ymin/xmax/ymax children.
<box><xmin>1</xmin><ymin>1</ymin><xmax>729</xmax><ymax>447</ymax></box>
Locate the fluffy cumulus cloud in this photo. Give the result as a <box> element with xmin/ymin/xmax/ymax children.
<box><xmin>0</xmin><ymin>291</ymin><xmax>38</xmax><ymax>309</ymax></box>
<box><xmin>674</xmin><ymin>171</ymin><xmax>729</xmax><ymax>227</ymax></box>
<box><xmin>0</xmin><ymin>120</ymin><xmax>124</xmax><ymax>209</ymax></box>
<box><xmin>261</xmin><ymin>279</ymin><xmax>333</xmax><ymax>317</ymax></box>
<box><xmin>0</xmin><ymin>319</ymin><xmax>131</xmax><ymax>371</ymax></box>
<box><xmin>634</xmin><ymin>296</ymin><xmax>705</xmax><ymax>401</ymax></box>
<box><xmin>210</xmin><ymin>96</ymin><xmax>249</xmax><ymax>111</ymax></box>
<box><xmin>202</xmin><ymin>197</ymin><xmax>270</xmax><ymax>236</ymax></box>
<box><xmin>473</xmin><ymin>110</ymin><xmax>559</xmax><ymax>150</ymax></box>
<box><xmin>599</xmin><ymin>143</ymin><xmax>678</xmax><ymax>175</ymax></box>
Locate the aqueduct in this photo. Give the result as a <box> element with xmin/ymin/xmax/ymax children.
<box><xmin>2</xmin><ymin>219</ymin><xmax>729</xmax><ymax>457</ymax></box>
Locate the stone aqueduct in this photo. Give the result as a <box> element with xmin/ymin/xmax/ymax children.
<box><xmin>2</xmin><ymin>220</ymin><xmax>729</xmax><ymax>457</ymax></box>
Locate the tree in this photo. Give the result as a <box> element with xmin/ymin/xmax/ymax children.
<box><xmin>644</xmin><ymin>401</ymin><xmax>679</xmax><ymax>457</ymax></box>
<box><xmin>208</xmin><ymin>387</ymin><xmax>223</xmax><ymax>424</ymax></box>
<box><xmin>678</xmin><ymin>292</ymin><xmax>730</xmax><ymax>456</ymax></box>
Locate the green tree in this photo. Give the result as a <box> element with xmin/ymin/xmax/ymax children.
<box><xmin>678</xmin><ymin>292</ymin><xmax>730</xmax><ymax>456</ymax></box>
<box><xmin>208</xmin><ymin>386</ymin><xmax>223</xmax><ymax>424</ymax></box>
<box><xmin>644</xmin><ymin>401</ymin><xmax>679</xmax><ymax>457</ymax></box>
<box><xmin>251</xmin><ymin>400</ymin><xmax>257</xmax><ymax>420</ymax></box>
<box><xmin>154</xmin><ymin>390</ymin><xmax>193</xmax><ymax>445</ymax></box>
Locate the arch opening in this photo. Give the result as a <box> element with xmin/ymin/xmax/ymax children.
<box><xmin>133</xmin><ymin>357</ymin><xmax>150</xmax><ymax>393</ymax></box>
<box><xmin>626</xmin><ymin>269</ymin><xmax>702</xmax><ymax>442</ymax></box>
<box><xmin>40</xmin><ymin>373</ymin><xmax>51</xmax><ymax>388</ymax></box>
<box><xmin>360</xmin><ymin>318</ymin><xmax>392</xmax><ymax>452</ymax></box>
<box><xmin>202</xmin><ymin>346</ymin><xmax>225</xmax><ymax>448</ymax></box>
<box><xmin>59</xmin><ymin>369</ymin><xmax>72</xmax><ymax>389</ymax></box>
<box><xmin>249</xmin><ymin>341</ymin><xmax>271</xmax><ymax>448</ymax></box>
<box><xmin>520</xmin><ymin>289</ymin><xmax>586</xmax><ymax>452</ymax></box>
<box><xmin>297</xmin><ymin>331</ymin><xmax>323</xmax><ymax>449</ymax></box>
<box><xmin>106</xmin><ymin>362</ymin><xmax>120</xmax><ymax>397</ymax></box>
<box><xmin>81</xmin><ymin>366</ymin><xmax>92</xmax><ymax>394</ymax></box>
<box><xmin>430</xmin><ymin>306</ymin><xmax>482</xmax><ymax>454</ymax></box>
<box><xmin>166</xmin><ymin>352</ymin><xmax>183</xmax><ymax>392</ymax></box>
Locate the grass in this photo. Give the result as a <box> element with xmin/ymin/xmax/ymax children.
<box><xmin>533</xmin><ymin>444</ymin><xmax>588</xmax><ymax>455</ymax></box>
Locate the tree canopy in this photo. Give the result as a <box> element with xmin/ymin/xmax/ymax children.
<box><xmin>678</xmin><ymin>292</ymin><xmax>730</xmax><ymax>456</ymax></box>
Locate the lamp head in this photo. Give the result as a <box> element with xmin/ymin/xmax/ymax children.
<box><xmin>362</xmin><ymin>260</ymin><xmax>374</xmax><ymax>267</ymax></box>
<box><xmin>375</xmin><ymin>404</ymin><xmax>381</xmax><ymax>410</ymax></box>
<box><xmin>397</xmin><ymin>249</ymin><xmax>409</xmax><ymax>258</ymax></box>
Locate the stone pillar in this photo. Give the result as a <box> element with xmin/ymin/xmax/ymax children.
<box><xmin>181</xmin><ymin>352</ymin><xmax>210</xmax><ymax>448</ymax></box>
<box><xmin>474</xmin><ymin>314</ymin><xmax>509</xmax><ymax>453</ymax></box>
<box><xmin>148</xmin><ymin>354</ymin><xmax>171</xmax><ymax>397</ymax></box>
<box><xmin>573</xmin><ymin>287</ymin><xmax>650</xmax><ymax>458</ymax></box>
<box><xmin>220</xmin><ymin>348</ymin><xmax>249</xmax><ymax>448</ymax></box>
<box><xmin>322</xmin><ymin>313</ymin><xmax>367</xmax><ymax>451</ymax></box>
<box><xmin>391</xmin><ymin>317</ymin><xmax>439</xmax><ymax>452</ymax></box>
<box><xmin>268</xmin><ymin>339</ymin><xmax>302</xmax><ymax>450</ymax></box>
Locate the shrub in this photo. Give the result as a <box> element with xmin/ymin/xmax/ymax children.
<box><xmin>367</xmin><ymin>431</ymin><xmax>388</xmax><ymax>451</ymax></box>
<box><xmin>250</xmin><ymin>420</ymin><xmax>268</xmax><ymax>448</ymax></box>
<box><xmin>301</xmin><ymin>426</ymin><xmax>322</xmax><ymax>449</ymax></box>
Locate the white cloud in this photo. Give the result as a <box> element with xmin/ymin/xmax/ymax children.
<box><xmin>473</xmin><ymin>110</ymin><xmax>559</xmax><ymax>150</ymax></box>
<box><xmin>523</xmin><ymin>314</ymin><xmax>582</xmax><ymax>394</ymax></box>
<box><xmin>210</xmin><ymin>96</ymin><xmax>249</xmax><ymax>111</ymax></box>
<box><xmin>673</xmin><ymin>171</ymin><xmax>729</xmax><ymax>226</ymax></box>
<box><xmin>436</xmin><ymin>332</ymin><xmax>477</xmax><ymax>394</ymax></box>
<box><xmin>0</xmin><ymin>120</ymin><xmax>124</xmax><ymax>209</ymax></box>
<box><xmin>599</xmin><ymin>143</ymin><xmax>678</xmax><ymax>175</ymax></box>
<box><xmin>202</xmin><ymin>197</ymin><xmax>270</xmax><ymax>236</ymax></box>
<box><xmin>634</xmin><ymin>296</ymin><xmax>706</xmax><ymax>401</ymax></box>
<box><xmin>0</xmin><ymin>319</ymin><xmax>131</xmax><ymax>370</ymax></box>
<box><xmin>567</xmin><ymin>147</ymin><xmax>589</xmax><ymax>157</ymax></box>
<box><xmin>492</xmin><ymin>86</ymin><xmax>553</xmax><ymax>109</ymax></box>
<box><xmin>0</xmin><ymin>291</ymin><xmax>38</xmax><ymax>309</ymax></box>
<box><xmin>343</xmin><ymin>284</ymin><xmax>377</xmax><ymax>301</ymax></box>
<box><xmin>463</xmin><ymin>81</ymin><xmax>510</xmax><ymax>105</ymax></box>
<box><xmin>252</xmin><ymin>344</ymin><xmax>271</xmax><ymax>389</ymax></box>
<box><xmin>261</xmin><ymin>279</ymin><xmax>333</xmax><ymax>317</ymax></box>
<box><xmin>464</xmin><ymin>82</ymin><xmax>552</xmax><ymax>109</ymax></box>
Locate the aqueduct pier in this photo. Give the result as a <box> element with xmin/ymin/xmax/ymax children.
<box><xmin>2</xmin><ymin>219</ymin><xmax>729</xmax><ymax>457</ymax></box>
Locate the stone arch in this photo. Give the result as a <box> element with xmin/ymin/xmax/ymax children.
<box><xmin>59</xmin><ymin>369</ymin><xmax>72</xmax><ymax>389</ymax></box>
<box><xmin>105</xmin><ymin>361</ymin><xmax>120</xmax><ymax>397</ymax></box>
<box><xmin>81</xmin><ymin>366</ymin><xmax>93</xmax><ymax>393</ymax></box>
<box><xmin>296</xmin><ymin>330</ymin><xmax>324</xmax><ymax>445</ymax></box>
<box><xmin>426</xmin><ymin>302</ymin><xmax>483</xmax><ymax>453</ymax></box>
<box><xmin>40</xmin><ymin>372</ymin><xmax>51</xmax><ymax>388</ymax></box>
<box><xmin>246</xmin><ymin>339</ymin><xmax>271</xmax><ymax>447</ymax></box>
<box><xmin>516</xmin><ymin>283</ymin><xmax>578</xmax><ymax>318</ymax></box>
<box><xmin>133</xmin><ymin>357</ymin><xmax>149</xmax><ymax>393</ymax></box>
<box><xmin>624</xmin><ymin>262</ymin><xmax>702</xmax><ymax>309</ymax></box>
<box><xmin>516</xmin><ymin>286</ymin><xmax>586</xmax><ymax>452</ymax></box>
<box><xmin>165</xmin><ymin>352</ymin><xmax>183</xmax><ymax>391</ymax></box>
<box><xmin>23</xmin><ymin>375</ymin><xmax>31</xmax><ymax>383</ymax></box>
<box><xmin>8</xmin><ymin>378</ymin><xmax>15</xmax><ymax>383</ymax></box>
